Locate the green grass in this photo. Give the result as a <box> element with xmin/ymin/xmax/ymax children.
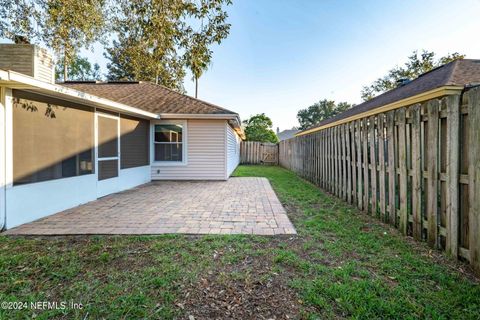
<box><xmin>0</xmin><ymin>165</ymin><xmax>479</xmax><ymax>319</ymax></box>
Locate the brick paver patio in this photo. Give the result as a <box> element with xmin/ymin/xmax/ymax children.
<box><xmin>4</xmin><ymin>177</ymin><xmax>296</xmax><ymax>236</ymax></box>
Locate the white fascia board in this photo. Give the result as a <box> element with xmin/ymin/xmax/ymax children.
<box><xmin>2</xmin><ymin>70</ymin><xmax>160</xmax><ymax>119</ymax></box>
<box><xmin>159</xmin><ymin>113</ymin><xmax>239</xmax><ymax>120</ymax></box>
<box><xmin>0</xmin><ymin>69</ymin><xmax>10</xmax><ymax>82</ymax></box>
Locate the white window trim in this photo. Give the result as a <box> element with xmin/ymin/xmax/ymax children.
<box><xmin>151</xmin><ymin>120</ymin><xmax>188</xmax><ymax>166</ymax></box>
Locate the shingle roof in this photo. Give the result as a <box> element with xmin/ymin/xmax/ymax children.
<box><xmin>301</xmin><ymin>59</ymin><xmax>480</xmax><ymax>132</ymax></box>
<box><xmin>277</xmin><ymin>129</ymin><xmax>300</xmax><ymax>141</ymax></box>
<box><xmin>60</xmin><ymin>81</ymin><xmax>238</xmax><ymax>115</ymax></box>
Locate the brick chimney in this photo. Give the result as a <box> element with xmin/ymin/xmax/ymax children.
<box><xmin>0</xmin><ymin>43</ymin><xmax>54</xmax><ymax>84</ymax></box>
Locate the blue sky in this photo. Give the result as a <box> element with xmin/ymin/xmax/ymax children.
<box><xmin>4</xmin><ymin>0</ymin><xmax>480</xmax><ymax>130</ymax></box>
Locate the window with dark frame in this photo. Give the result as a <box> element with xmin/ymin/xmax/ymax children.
<box><xmin>154</xmin><ymin>124</ymin><xmax>183</xmax><ymax>162</ymax></box>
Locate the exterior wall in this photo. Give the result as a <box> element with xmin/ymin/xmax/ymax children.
<box><xmin>6</xmin><ymin>174</ymin><xmax>98</xmax><ymax>229</ymax></box>
<box><xmin>151</xmin><ymin>119</ymin><xmax>227</xmax><ymax>180</ymax></box>
<box><xmin>226</xmin><ymin>123</ymin><xmax>241</xmax><ymax>177</ymax></box>
<box><xmin>1</xmin><ymin>87</ymin><xmax>152</xmax><ymax>229</ymax></box>
<box><xmin>5</xmin><ymin>166</ymin><xmax>151</xmax><ymax>229</ymax></box>
<box><xmin>0</xmin><ymin>87</ymin><xmax>7</xmax><ymax>230</ymax></box>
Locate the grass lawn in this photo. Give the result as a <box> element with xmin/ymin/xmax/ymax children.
<box><xmin>1</xmin><ymin>165</ymin><xmax>479</xmax><ymax>319</ymax></box>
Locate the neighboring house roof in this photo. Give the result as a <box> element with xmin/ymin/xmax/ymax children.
<box><xmin>299</xmin><ymin>59</ymin><xmax>480</xmax><ymax>136</ymax></box>
<box><xmin>61</xmin><ymin>81</ymin><xmax>238</xmax><ymax>116</ymax></box>
<box><xmin>277</xmin><ymin>129</ymin><xmax>300</xmax><ymax>141</ymax></box>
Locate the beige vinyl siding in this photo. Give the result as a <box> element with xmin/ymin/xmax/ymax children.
<box><xmin>151</xmin><ymin>119</ymin><xmax>227</xmax><ymax>180</ymax></box>
<box><xmin>0</xmin><ymin>44</ymin><xmax>54</xmax><ymax>83</ymax></box>
<box><xmin>226</xmin><ymin>123</ymin><xmax>241</xmax><ymax>177</ymax></box>
<box><xmin>34</xmin><ymin>46</ymin><xmax>54</xmax><ymax>83</ymax></box>
<box><xmin>0</xmin><ymin>44</ymin><xmax>34</xmax><ymax>77</ymax></box>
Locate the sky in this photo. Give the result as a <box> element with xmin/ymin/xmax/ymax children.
<box><xmin>4</xmin><ymin>0</ymin><xmax>480</xmax><ymax>131</ymax></box>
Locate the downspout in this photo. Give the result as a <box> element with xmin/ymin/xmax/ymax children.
<box><xmin>0</xmin><ymin>86</ymin><xmax>6</xmax><ymax>231</ymax></box>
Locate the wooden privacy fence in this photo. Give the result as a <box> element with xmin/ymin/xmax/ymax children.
<box><xmin>240</xmin><ymin>141</ymin><xmax>278</xmax><ymax>165</ymax></box>
<box><xmin>279</xmin><ymin>86</ymin><xmax>480</xmax><ymax>272</ymax></box>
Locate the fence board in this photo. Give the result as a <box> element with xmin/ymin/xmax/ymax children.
<box><xmin>362</xmin><ymin>119</ymin><xmax>369</xmax><ymax>212</ymax></box>
<box><xmin>277</xmin><ymin>88</ymin><xmax>480</xmax><ymax>273</ymax></box>
<box><xmin>468</xmin><ymin>88</ymin><xmax>480</xmax><ymax>272</ymax></box>
<box><xmin>342</xmin><ymin>124</ymin><xmax>347</xmax><ymax>201</ymax></box>
<box><xmin>346</xmin><ymin>123</ymin><xmax>352</xmax><ymax>204</ymax></box>
<box><xmin>398</xmin><ymin>108</ymin><xmax>408</xmax><ymax>234</ymax></box>
<box><xmin>334</xmin><ymin>127</ymin><xmax>339</xmax><ymax>196</ymax></box>
<box><xmin>378</xmin><ymin>114</ymin><xmax>386</xmax><ymax>221</ymax></box>
<box><xmin>351</xmin><ymin>122</ymin><xmax>357</xmax><ymax>205</ymax></box>
<box><xmin>411</xmin><ymin>104</ymin><xmax>422</xmax><ymax>240</ymax></box>
<box><xmin>427</xmin><ymin>100</ymin><xmax>439</xmax><ymax>247</ymax></box>
<box><xmin>369</xmin><ymin>116</ymin><xmax>378</xmax><ymax>216</ymax></box>
<box><xmin>240</xmin><ymin>141</ymin><xmax>278</xmax><ymax>165</ymax></box>
<box><xmin>356</xmin><ymin>120</ymin><xmax>363</xmax><ymax>210</ymax></box>
<box><xmin>387</xmin><ymin>111</ymin><xmax>396</xmax><ymax>225</ymax></box>
<box><xmin>446</xmin><ymin>95</ymin><xmax>460</xmax><ymax>257</ymax></box>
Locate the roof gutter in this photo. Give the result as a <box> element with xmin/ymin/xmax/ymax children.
<box><xmin>0</xmin><ymin>70</ymin><xmax>160</xmax><ymax>119</ymax></box>
<box><xmin>296</xmin><ymin>85</ymin><xmax>464</xmax><ymax>137</ymax></box>
<box><xmin>159</xmin><ymin>113</ymin><xmax>240</xmax><ymax>120</ymax></box>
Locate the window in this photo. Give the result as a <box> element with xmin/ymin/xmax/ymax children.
<box><xmin>154</xmin><ymin>123</ymin><xmax>184</xmax><ymax>162</ymax></box>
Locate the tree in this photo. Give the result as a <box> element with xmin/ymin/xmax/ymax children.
<box><xmin>0</xmin><ymin>1</ymin><xmax>41</xmax><ymax>41</ymax></box>
<box><xmin>105</xmin><ymin>38</ymin><xmax>137</xmax><ymax>81</ymax></box>
<box><xmin>55</xmin><ymin>56</ymin><xmax>101</xmax><ymax>82</ymax></box>
<box><xmin>243</xmin><ymin>113</ymin><xmax>279</xmax><ymax>143</ymax></box>
<box><xmin>105</xmin><ymin>0</ymin><xmax>187</xmax><ymax>90</ymax></box>
<box><xmin>42</xmin><ymin>0</ymin><xmax>107</xmax><ymax>81</ymax></box>
<box><xmin>105</xmin><ymin>0</ymin><xmax>232</xmax><ymax>92</ymax></box>
<box><xmin>183</xmin><ymin>0</ymin><xmax>232</xmax><ymax>98</ymax></box>
<box><xmin>361</xmin><ymin>50</ymin><xmax>465</xmax><ymax>101</ymax></box>
<box><xmin>0</xmin><ymin>0</ymin><xmax>107</xmax><ymax>81</ymax></box>
<box><xmin>297</xmin><ymin>100</ymin><xmax>352</xmax><ymax>130</ymax></box>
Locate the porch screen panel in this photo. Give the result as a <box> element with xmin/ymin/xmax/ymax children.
<box><xmin>120</xmin><ymin>115</ymin><xmax>149</xmax><ymax>169</ymax></box>
<box><xmin>98</xmin><ymin>116</ymin><xmax>118</xmax><ymax>158</ymax></box>
<box><xmin>12</xmin><ymin>90</ymin><xmax>94</xmax><ymax>185</ymax></box>
<box><xmin>98</xmin><ymin>160</ymin><xmax>118</xmax><ymax>180</ymax></box>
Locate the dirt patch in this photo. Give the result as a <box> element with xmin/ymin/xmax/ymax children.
<box><xmin>179</xmin><ymin>254</ymin><xmax>305</xmax><ymax>320</ymax></box>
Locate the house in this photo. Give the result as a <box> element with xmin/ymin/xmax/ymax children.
<box><xmin>276</xmin><ymin>128</ymin><xmax>299</xmax><ymax>141</ymax></box>
<box><xmin>0</xmin><ymin>44</ymin><xmax>244</xmax><ymax>229</ymax></box>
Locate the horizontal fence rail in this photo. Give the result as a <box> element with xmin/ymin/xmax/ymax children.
<box><xmin>240</xmin><ymin>141</ymin><xmax>278</xmax><ymax>165</ymax></box>
<box><xmin>279</xmin><ymin>86</ymin><xmax>480</xmax><ymax>273</ymax></box>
